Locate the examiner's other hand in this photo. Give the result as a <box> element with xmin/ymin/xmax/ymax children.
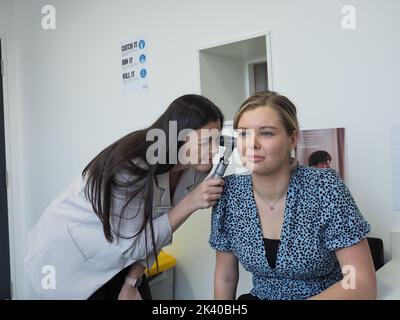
<box><xmin>118</xmin><ymin>283</ymin><xmax>143</xmax><ymax>300</ymax></box>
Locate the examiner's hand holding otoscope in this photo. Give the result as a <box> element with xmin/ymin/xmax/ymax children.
<box><xmin>181</xmin><ymin>135</ymin><xmax>236</xmax><ymax>212</ymax></box>
<box><xmin>211</xmin><ymin>135</ymin><xmax>236</xmax><ymax>179</ymax></box>
<box><xmin>185</xmin><ymin>178</ymin><xmax>225</xmax><ymax>210</ymax></box>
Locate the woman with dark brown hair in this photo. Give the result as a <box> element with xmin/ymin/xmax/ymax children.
<box><xmin>25</xmin><ymin>94</ymin><xmax>225</xmax><ymax>299</ymax></box>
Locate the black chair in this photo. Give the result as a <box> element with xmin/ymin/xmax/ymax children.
<box><xmin>367</xmin><ymin>237</ymin><xmax>384</xmax><ymax>271</ymax></box>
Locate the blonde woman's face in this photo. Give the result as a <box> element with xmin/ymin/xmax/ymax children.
<box><xmin>236</xmin><ymin>106</ymin><xmax>298</xmax><ymax>175</ymax></box>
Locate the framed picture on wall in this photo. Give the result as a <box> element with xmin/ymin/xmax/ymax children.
<box><xmin>297</xmin><ymin>128</ymin><xmax>347</xmax><ymax>183</ymax></box>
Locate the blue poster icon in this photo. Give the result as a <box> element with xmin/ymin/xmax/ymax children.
<box><xmin>139</xmin><ymin>54</ymin><xmax>146</xmax><ymax>63</ymax></box>
<box><xmin>139</xmin><ymin>40</ymin><xmax>146</xmax><ymax>49</ymax></box>
<box><xmin>140</xmin><ymin>68</ymin><xmax>147</xmax><ymax>78</ymax></box>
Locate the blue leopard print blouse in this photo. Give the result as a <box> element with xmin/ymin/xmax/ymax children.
<box><xmin>209</xmin><ymin>165</ymin><xmax>371</xmax><ymax>300</ymax></box>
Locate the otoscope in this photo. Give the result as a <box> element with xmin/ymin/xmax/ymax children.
<box><xmin>211</xmin><ymin>135</ymin><xmax>236</xmax><ymax>179</ymax></box>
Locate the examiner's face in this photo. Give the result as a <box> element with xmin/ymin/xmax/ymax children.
<box><xmin>236</xmin><ymin>106</ymin><xmax>297</xmax><ymax>175</ymax></box>
<box><xmin>180</xmin><ymin>120</ymin><xmax>221</xmax><ymax>172</ymax></box>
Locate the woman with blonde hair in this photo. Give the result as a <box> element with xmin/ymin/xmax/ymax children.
<box><xmin>210</xmin><ymin>91</ymin><xmax>376</xmax><ymax>300</ymax></box>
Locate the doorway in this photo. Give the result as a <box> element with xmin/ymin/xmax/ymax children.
<box><xmin>199</xmin><ymin>33</ymin><xmax>272</xmax><ymax>121</ymax></box>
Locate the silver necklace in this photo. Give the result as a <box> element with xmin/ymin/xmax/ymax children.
<box><xmin>254</xmin><ymin>189</ymin><xmax>287</xmax><ymax>211</ymax></box>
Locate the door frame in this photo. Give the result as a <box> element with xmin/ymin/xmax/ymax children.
<box><xmin>197</xmin><ymin>30</ymin><xmax>274</xmax><ymax>128</ymax></box>
<box><xmin>197</xmin><ymin>30</ymin><xmax>274</xmax><ymax>94</ymax></box>
<box><xmin>0</xmin><ymin>34</ymin><xmax>16</xmax><ymax>299</ymax></box>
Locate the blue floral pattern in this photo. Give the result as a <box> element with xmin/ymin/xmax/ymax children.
<box><xmin>209</xmin><ymin>166</ymin><xmax>370</xmax><ymax>300</ymax></box>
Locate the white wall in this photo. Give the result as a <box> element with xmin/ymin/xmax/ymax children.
<box><xmin>2</xmin><ymin>0</ymin><xmax>400</xmax><ymax>299</ymax></box>
<box><xmin>200</xmin><ymin>52</ymin><xmax>246</xmax><ymax>120</ymax></box>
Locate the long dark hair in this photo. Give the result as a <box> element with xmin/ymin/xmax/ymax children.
<box><xmin>82</xmin><ymin>94</ymin><xmax>223</xmax><ymax>268</ymax></box>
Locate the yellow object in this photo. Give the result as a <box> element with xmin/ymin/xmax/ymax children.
<box><xmin>146</xmin><ymin>250</ymin><xmax>176</xmax><ymax>276</ymax></box>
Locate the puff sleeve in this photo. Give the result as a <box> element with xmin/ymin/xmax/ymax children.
<box><xmin>319</xmin><ymin>169</ymin><xmax>371</xmax><ymax>251</ymax></box>
<box><xmin>209</xmin><ymin>182</ymin><xmax>232</xmax><ymax>252</ymax></box>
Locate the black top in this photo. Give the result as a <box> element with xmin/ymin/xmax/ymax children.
<box><xmin>263</xmin><ymin>238</ymin><xmax>280</xmax><ymax>269</ymax></box>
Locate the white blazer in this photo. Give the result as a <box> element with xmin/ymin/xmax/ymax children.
<box><xmin>25</xmin><ymin>164</ymin><xmax>208</xmax><ymax>299</ymax></box>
